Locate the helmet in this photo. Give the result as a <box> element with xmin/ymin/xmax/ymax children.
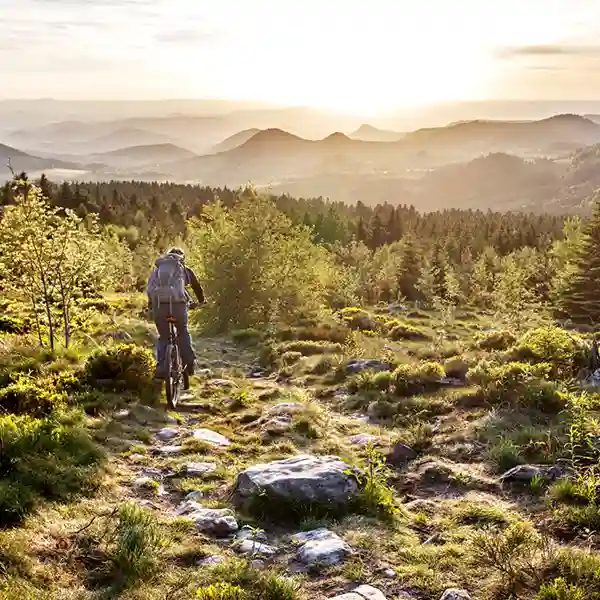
<box><xmin>167</xmin><ymin>247</ymin><xmax>185</xmax><ymax>260</ymax></box>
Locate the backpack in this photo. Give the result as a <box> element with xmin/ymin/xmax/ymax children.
<box><xmin>147</xmin><ymin>253</ymin><xmax>187</xmax><ymax>305</ymax></box>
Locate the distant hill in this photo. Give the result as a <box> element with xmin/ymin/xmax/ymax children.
<box><xmin>0</xmin><ymin>143</ymin><xmax>80</xmax><ymax>178</ymax></box>
<box><xmin>93</xmin><ymin>143</ymin><xmax>197</xmax><ymax>167</ymax></box>
<box><xmin>349</xmin><ymin>124</ymin><xmax>404</xmax><ymax>142</ymax></box>
<box><xmin>212</xmin><ymin>128</ymin><xmax>261</xmax><ymax>153</ymax></box>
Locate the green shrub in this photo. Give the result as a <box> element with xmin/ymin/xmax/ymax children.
<box><xmin>196</xmin><ymin>583</ymin><xmax>248</xmax><ymax>600</ymax></box>
<box><xmin>231</xmin><ymin>328</ymin><xmax>263</xmax><ymax>345</ymax></box>
<box><xmin>75</xmin><ymin>298</ymin><xmax>111</xmax><ymax>312</ymax></box>
<box><xmin>444</xmin><ymin>357</ymin><xmax>472</xmax><ymax>380</ymax></box>
<box><xmin>393</xmin><ymin>362</ymin><xmax>445</xmax><ymax>396</ymax></box>
<box><xmin>281</xmin><ymin>351</ymin><xmax>303</xmax><ymax>367</ymax></box>
<box><xmin>509</xmin><ymin>327</ymin><xmax>588</xmax><ymax>379</ymax></box>
<box><xmin>348</xmin><ymin>370</ymin><xmax>392</xmax><ymax>393</ymax></box>
<box><xmin>537</xmin><ymin>578</ymin><xmax>586</xmax><ymax>600</ymax></box>
<box><xmin>388</xmin><ymin>322</ymin><xmax>429</xmax><ymax>341</ymax></box>
<box><xmin>468</xmin><ymin>361</ymin><xmax>566</xmax><ymax>412</ymax></box>
<box><xmin>338</xmin><ymin>307</ymin><xmax>377</xmax><ymax>331</ymax></box>
<box><xmin>476</xmin><ymin>329</ymin><xmax>517</xmax><ymax>351</ymax></box>
<box><xmin>0</xmin><ymin>377</ymin><xmax>67</xmax><ymax>417</ymax></box>
<box><xmin>548</xmin><ymin>470</ymin><xmax>600</xmax><ymax>532</ymax></box>
<box><xmin>277</xmin><ymin>323</ymin><xmax>349</xmax><ymax>344</ymax></box>
<box><xmin>0</xmin><ymin>316</ymin><xmax>31</xmax><ymax>335</ymax></box>
<box><xmin>83</xmin><ymin>343</ymin><xmax>155</xmax><ymax>392</ymax></box>
<box><xmin>0</xmin><ymin>411</ymin><xmax>104</xmax><ymax>525</ymax></box>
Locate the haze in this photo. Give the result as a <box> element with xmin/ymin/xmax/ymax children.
<box><xmin>3</xmin><ymin>0</ymin><xmax>600</xmax><ymax>115</ymax></box>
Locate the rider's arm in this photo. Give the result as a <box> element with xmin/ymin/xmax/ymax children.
<box><xmin>185</xmin><ymin>267</ymin><xmax>205</xmax><ymax>304</ymax></box>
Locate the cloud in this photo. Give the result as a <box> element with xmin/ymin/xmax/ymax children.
<box><xmin>155</xmin><ymin>29</ymin><xmax>214</xmax><ymax>44</ymax></box>
<box><xmin>498</xmin><ymin>43</ymin><xmax>600</xmax><ymax>58</ymax></box>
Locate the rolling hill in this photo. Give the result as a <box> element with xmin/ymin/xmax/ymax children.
<box><xmin>349</xmin><ymin>124</ymin><xmax>405</xmax><ymax>142</ymax></box>
<box><xmin>92</xmin><ymin>143</ymin><xmax>198</xmax><ymax>168</ymax></box>
<box><xmin>211</xmin><ymin>128</ymin><xmax>261</xmax><ymax>153</ymax></box>
<box><xmin>0</xmin><ymin>143</ymin><xmax>81</xmax><ymax>178</ymax></box>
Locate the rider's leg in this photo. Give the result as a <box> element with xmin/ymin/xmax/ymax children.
<box><xmin>153</xmin><ymin>304</ymin><xmax>170</xmax><ymax>378</ymax></box>
<box><xmin>173</xmin><ymin>302</ymin><xmax>195</xmax><ymax>374</ymax></box>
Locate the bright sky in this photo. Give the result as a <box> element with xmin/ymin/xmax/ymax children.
<box><xmin>2</xmin><ymin>0</ymin><xmax>600</xmax><ymax>115</ymax></box>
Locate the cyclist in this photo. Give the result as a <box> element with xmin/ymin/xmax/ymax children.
<box><xmin>147</xmin><ymin>247</ymin><xmax>205</xmax><ymax>381</ymax></box>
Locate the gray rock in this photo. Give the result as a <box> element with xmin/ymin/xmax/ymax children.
<box><xmin>197</xmin><ymin>368</ymin><xmax>214</xmax><ymax>377</ymax></box>
<box><xmin>350</xmin><ymin>586</ymin><xmax>387</xmax><ymax>600</ymax></box>
<box><xmin>156</xmin><ymin>427</ymin><xmax>179</xmax><ymax>441</ymax></box>
<box><xmin>133</xmin><ymin>477</ymin><xmax>156</xmax><ymax>489</ymax></box>
<box><xmin>210</xmin><ymin>378</ymin><xmax>235</xmax><ymax>387</ymax></box>
<box><xmin>235</xmin><ymin>525</ymin><xmax>267</xmax><ymax>542</ymax></box>
<box><xmin>262</xmin><ymin>414</ymin><xmax>292</xmax><ymax>434</ymax></box>
<box><xmin>349</xmin><ymin>433</ymin><xmax>379</xmax><ymax>446</ymax></box>
<box><xmin>233</xmin><ymin>455</ymin><xmax>358</xmax><ymax>509</ymax></box>
<box><xmin>293</xmin><ymin>528</ymin><xmax>351</xmax><ymax>566</ymax></box>
<box><xmin>235</xmin><ymin>539</ymin><xmax>278</xmax><ymax>557</ymax></box>
<box><xmin>186</xmin><ymin>462</ymin><xmax>217</xmax><ymax>476</ymax></box>
<box><xmin>157</xmin><ymin>445</ymin><xmax>184</xmax><ymax>455</ymax></box>
<box><xmin>346</xmin><ymin>359</ymin><xmax>392</xmax><ymax>374</ymax></box>
<box><xmin>185</xmin><ymin>491</ymin><xmax>203</xmax><ymax>501</ymax></box>
<box><xmin>439</xmin><ymin>590</ymin><xmax>471</xmax><ymax>600</ymax></box>
<box><xmin>198</xmin><ymin>555</ymin><xmax>224</xmax><ymax>567</ymax></box>
<box><xmin>176</xmin><ymin>501</ymin><xmax>238</xmax><ymax>536</ymax></box>
<box><xmin>165</xmin><ymin>415</ymin><xmax>178</xmax><ymax>425</ymax></box>
<box><xmin>383</xmin><ymin>568</ymin><xmax>396</xmax><ymax>579</ymax></box>
<box><xmin>387</xmin><ymin>442</ymin><xmax>417</xmax><ymax>466</ymax></box>
<box><xmin>114</xmin><ymin>409</ymin><xmax>131</xmax><ymax>419</ymax></box>
<box><xmin>193</xmin><ymin>429</ymin><xmax>232</xmax><ymax>447</ymax></box>
<box><xmin>250</xmin><ymin>559</ymin><xmax>265</xmax><ymax>569</ymax></box>
<box><xmin>267</xmin><ymin>402</ymin><xmax>303</xmax><ymax>416</ymax></box>
<box><xmin>499</xmin><ymin>463</ymin><xmax>570</xmax><ymax>483</ymax></box>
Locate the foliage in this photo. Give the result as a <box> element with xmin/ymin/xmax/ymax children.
<box><xmin>83</xmin><ymin>343</ymin><xmax>155</xmax><ymax>393</ymax></box>
<box><xmin>0</xmin><ymin>410</ymin><xmax>103</xmax><ymax>526</ymax></box>
<box><xmin>276</xmin><ymin>340</ymin><xmax>343</xmax><ymax>356</ymax></box>
<box><xmin>0</xmin><ymin>375</ymin><xmax>67</xmax><ymax>417</ymax></box>
<box><xmin>196</xmin><ymin>583</ymin><xmax>248</xmax><ymax>600</ymax></box>
<box><xmin>186</xmin><ymin>194</ymin><xmax>339</xmax><ymax>331</ymax></box>
<box><xmin>338</xmin><ymin>307</ymin><xmax>377</xmax><ymax>331</ymax></box>
<box><xmin>0</xmin><ymin>317</ymin><xmax>31</xmax><ymax>335</ymax></box>
<box><xmin>476</xmin><ymin>329</ymin><xmax>517</xmax><ymax>351</ymax></box>
<box><xmin>388</xmin><ymin>322</ymin><xmax>429</xmax><ymax>341</ymax></box>
<box><xmin>393</xmin><ymin>362</ymin><xmax>445</xmax><ymax>396</ymax></box>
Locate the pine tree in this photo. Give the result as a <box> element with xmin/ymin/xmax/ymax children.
<box><xmin>556</xmin><ymin>199</ymin><xmax>600</xmax><ymax>325</ymax></box>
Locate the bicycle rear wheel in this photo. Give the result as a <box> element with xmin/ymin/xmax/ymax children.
<box><xmin>164</xmin><ymin>343</ymin><xmax>181</xmax><ymax>409</ymax></box>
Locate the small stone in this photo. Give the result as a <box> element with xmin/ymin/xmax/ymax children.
<box><xmin>262</xmin><ymin>415</ymin><xmax>292</xmax><ymax>434</ymax></box>
<box><xmin>141</xmin><ymin>467</ymin><xmax>162</xmax><ymax>478</ymax></box>
<box><xmin>250</xmin><ymin>559</ymin><xmax>265</xmax><ymax>569</ymax></box>
<box><xmin>346</xmin><ymin>359</ymin><xmax>391</xmax><ymax>374</ymax></box>
<box><xmin>157</xmin><ymin>445</ymin><xmax>184</xmax><ymax>455</ymax></box>
<box><xmin>499</xmin><ymin>463</ymin><xmax>570</xmax><ymax>483</ymax></box>
<box><xmin>133</xmin><ymin>477</ymin><xmax>156</xmax><ymax>489</ymax></box>
<box><xmin>165</xmin><ymin>415</ymin><xmax>178</xmax><ymax>425</ymax></box>
<box><xmin>176</xmin><ymin>501</ymin><xmax>238</xmax><ymax>536</ymax></box>
<box><xmin>383</xmin><ymin>568</ymin><xmax>396</xmax><ymax>579</ymax></box>
<box><xmin>353</xmin><ymin>586</ymin><xmax>388</xmax><ymax>600</ymax></box>
<box><xmin>267</xmin><ymin>402</ymin><xmax>303</xmax><ymax>416</ymax></box>
<box><xmin>349</xmin><ymin>433</ymin><xmax>379</xmax><ymax>446</ymax></box>
<box><xmin>235</xmin><ymin>539</ymin><xmax>278</xmax><ymax>557</ymax></box>
<box><xmin>115</xmin><ymin>409</ymin><xmax>130</xmax><ymax>419</ymax></box>
<box><xmin>180</xmin><ymin>392</ymin><xmax>195</xmax><ymax>402</ymax></box>
<box><xmin>210</xmin><ymin>379</ymin><xmax>235</xmax><ymax>387</ymax></box>
<box><xmin>193</xmin><ymin>429</ymin><xmax>232</xmax><ymax>447</ymax></box>
<box><xmin>387</xmin><ymin>442</ymin><xmax>417</xmax><ymax>466</ymax></box>
<box><xmin>156</xmin><ymin>427</ymin><xmax>179</xmax><ymax>441</ymax></box>
<box><xmin>293</xmin><ymin>528</ymin><xmax>351</xmax><ymax>566</ymax></box>
<box><xmin>129</xmin><ymin>454</ymin><xmax>146</xmax><ymax>462</ymax></box>
<box><xmin>185</xmin><ymin>462</ymin><xmax>217</xmax><ymax>476</ymax></box>
<box><xmin>439</xmin><ymin>590</ymin><xmax>471</xmax><ymax>600</ymax></box>
<box><xmin>198</xmin><ymin>555</ymin><xmax>224</xmax><ymax>567</ymax></box>
<box><xmin>197</xmin><ymin>368</ymin><xmax>214</xmax><ymax>377</ymax></box>
<box><xmin>185</xmin><ymin>491</ymin><xmax>203</xmax><ymax>501</ymax></box>
<box><xmin>235</xmin><ymin>525</ymin><xmax>267</xmax><ymax>542</ymax></box>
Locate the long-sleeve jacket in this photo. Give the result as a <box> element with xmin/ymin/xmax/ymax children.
<box><xmin>147</xmin><ymin>265</ymin><xmax>204</xmax><ymax>310</ymax></box>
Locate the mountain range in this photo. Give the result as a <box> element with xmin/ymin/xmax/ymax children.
<box><xmin>4</xmin><ymin>109</ymin><xmax>600</xmax><ymax>213</ymax></box>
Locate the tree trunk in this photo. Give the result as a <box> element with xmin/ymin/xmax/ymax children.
<box><xmin>30</xmin><ymin>292</ymin><xmax>44</xmax><ymax>347</ymax></box>
<box><xmin>40</xmin><ymin>273</ymin><xmax>54</xmax><ymax>350</ymax></box>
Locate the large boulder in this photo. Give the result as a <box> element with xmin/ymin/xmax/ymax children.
<box><xmin>232</xmin><ymin>454</ymin><xmax>358</xmax><ymax>510</ymax></box>
<box><xmin>331</xmin><ymin>585</ymin><xmax>387</xmax><ymax>600</ymax></box>
<box><xmin>346</xmin><ymin>359</ymin><xmax>392</xmax><ymax>374</ymax></box>
<box><xmin>499</xmin><ymin>463</ymin><xmax>571</xmax><ymax>484</ymax></box>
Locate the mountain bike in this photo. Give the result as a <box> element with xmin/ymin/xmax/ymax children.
<box><xmin>164</xmin><ymin>314</ymin><xmax>189</xmax><ymax>409</ymax></box>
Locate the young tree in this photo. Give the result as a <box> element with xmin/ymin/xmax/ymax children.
<box><xmin>0</xmin><ymin>181</ymin><xmax>107</xmax><ymax>348</ymax></box>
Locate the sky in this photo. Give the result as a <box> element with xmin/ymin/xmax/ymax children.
<box><xmin>2</xmin><ymin>0</ymin><xmax>600</xmax><ymax>115</ymax></box>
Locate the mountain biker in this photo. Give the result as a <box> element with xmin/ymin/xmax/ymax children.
<box><xmin>147</xmin><ymin>247</ymin><xmax>205</xmax><ymax>380</ymax></box>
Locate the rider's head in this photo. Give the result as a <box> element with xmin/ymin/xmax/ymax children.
<box><xmin>167</xmin><ymin>247</ymin><xmax>185</xmax><ymax>260</ymax></box>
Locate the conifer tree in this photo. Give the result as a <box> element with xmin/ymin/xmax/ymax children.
<box><xmin>556</xmin><ymin>198</ymin><xmax>600</xmax><ymax>325</ymax></box>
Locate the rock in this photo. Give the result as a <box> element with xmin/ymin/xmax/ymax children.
<box><xmin>193</xmin><ymin>429</ymin><xmax>232</xmax><ymax>447</ymax></box>
<box><xmin>346</xmin><ymin>586</ymin><xmax>387</xmax><ymax>600</ymax></box>
<box><xmin>157</xmin><ymin>445</ymin><xmax>184</xmax><ymax>455</ymax></box>
<box><xmin>186</xmin><ymin>462</ymin><xmax>217</xmax><ymax>477</ymax></box>
<box><xmin>129</xmin><ymin>454</ymin><xmax>146</xmax><ymax>462</ymax></box>
<box><xmin>233</xmin><ymin>455</ymin><xmax>358</xmax><ymax>510</ymax></box>
<box><xmin>346</xmin><ymin>359</ymin><xmax>392</xmax><ymax>374</ymax></box>
<box><xmin>235</xmin><ymin>525</ymin><xmax>267</xmax><ymax>542</ymax></box>
<box><xmin>141</xmin><ymin>467</ymin><xmax>162</xmax><ymax>478</ymax></box>
<box><xmin>175</xmin><ymin>501</ymin><xmax>238</xmax><ymax>535</ymax></box>
<box><xmin>293</xmin><ymin>528</ymin><xmax>351</xmax><ymax>566</ymax></box>
<box><xmin>250</xmin><ymin>559</ymin><xmax>265</xmax><ymax>569</ymax></box>
<box><xmin>180</xmin><ymin>392</ymin><xmax>195</xmax><ymax>402</ymax></box>
<box><xmin>438</xmin><ymin>377</ymin><xmax>463</xmax><ymax>386</ymax></box>
<box><xmin>262</xmin><ymin>414</ymin><xmax>292</xmax><ymax>434</ymax></box>
<box><xmin>114</xmin><ymin>409</ymin><xmax>131</xmax><ymax>419</ymax></box>
<box><xmin>439</xmin><ymin>590</ymin><xmax>471</xmax><ymax>600</ymax></box>
<box><xmin>185</xmin><ymin>491</ymin><xmax>203</xmax><ymax>501</ymax></box>
<box><xmin>349</xmin><ymin>433</ymin><xmax>379</xmax><ymax>446</ymax></box>
<box><xmin>198</xmin><ymin>555</ymin><xmax>224</xmax><ymax>567</ymax></box>
<box><xmin>267</xmin><ymin>402</ymin><xmax>303</xmax><ymax>416</ymax></box>
<box><xmin>197</xmin><ymin>368</ymin><xmax>214</xmax><ymax>377</ymax></box>
<box><xmin>165</xmin><ymin>415</ymin><xmax>178</xmax><ymax>425</ymax></box>
<box><xmin>383</xmin><ymin>568</ymin><xmax>396</xmax><ymax>578</ymax></box>
<box><xmin>235</xmin><ymin>539</ymin><xmax>278</xmax><ymax>557</ymax></box>
<box><xmin>387</xmin><ymin>442</ymin><xmax>417</xmax><ymax>466</ymax></box>
<box><xmin>133</xmin><ymin>477</ymin><xmax>156</xmax><ymax>489</ymax></box>
<box><xmin>156</xmin><ymin>427</ymin><xmax>179</xmax><ymax>441</ymax></box>
<box><xmin>499</xmin><ymin>463</ymin><xmax>570</xmax><ymax>483</ymax></box>
<box><xmin>210</xmin><ymin>378</ymin><xmax>235</xmax><ymax>387</ymax></box>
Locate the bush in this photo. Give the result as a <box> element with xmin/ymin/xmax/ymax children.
<box><xmin>0</xmin><ymin>411</ymin><xmax>104</xmax><ymax>525</ymax></box>
<box><xmin>444</xmin><ymin>357</ymin><xmax>472</xmax><ymax>380</ymax></box>
<box><xmin>281</xmin><ymin>351</ymin><xmax>303</xmax><ymax>366</ymax></box>
<box><xmin>83</xmin><ymin>343</ymin><xmax>155</xmax><ymax>392</ymax></box>
<box><xmin>509</xmin><ymin>327</ymin><xmax>588</xmax><ymax>379</ymax></box>
<box><xmin>476</xmin><ymin>329</ymin><xmax>517</xmax><ymax>351</ymax></box>
<box><xmin>393</xmin><ymin>362</ymin><xmax>445</xmax><ymax>396</ymax></box>
<box><xmin>388</xmin><ymin>322</ymin><xmax>429</xmax><ymax>341</ymax></box>
<box><xmin>537</xmin><ymin>579</ymin><xmax>586</xmax><ymax>600</ymax></box>
<box><xmin>348</xmin><ymin>370</ymin><xmax>392</xmax><ymax>393</ymax></box>
<box><xmin>338</xmin><ymin>307</ymin><xmax>377</xmax><ymax>331</ymax></box>
<box><xmin>277</xmin><ymin>322</ymin><xmax>350</xmax><ymax>344</ymax></box>
<box><xmin>0</xmin><ymin>316</ymin><xmax>31</xmax><ymax>335</ymax></box>
<box><xmin>231</xmin><ymin>328</ymin><xmax>263</xmax><ymax>345</ymax></box>
<box><xmin>196</xmin><ymin>583</ymin><xmax>248</xmax><ymax>600</ymax></box>
<box><xmin>468</xmin><ymin>361</ymin><xmax>566</xmax><ymax>412</ymax></box>
<box><xmin>0</xmin><ymin>377</ymin><xmax>67</xmax><ymax>417</ymax></box>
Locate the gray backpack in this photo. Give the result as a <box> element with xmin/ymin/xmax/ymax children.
<box><xmin>147</xmin><ymin>253</ymin><xmax>187</xmax><ymax>305</ymax></box>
